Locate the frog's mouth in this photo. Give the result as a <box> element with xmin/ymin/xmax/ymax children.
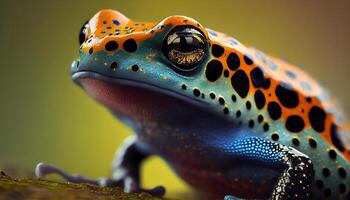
<box><xmin>72</xmin><ymin>70</ymin><xmax>217</xmax><ymax>125</ymax></box>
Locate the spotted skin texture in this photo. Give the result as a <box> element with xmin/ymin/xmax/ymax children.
<box><xmin>68</xmin><ymin>10</ymin><xmax>350</xmax><ymax>199</ymax></box>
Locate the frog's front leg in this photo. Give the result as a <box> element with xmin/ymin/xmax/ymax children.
<box><xmin>222</xmin><ymin>137</ymin><xmax>314</xmax><ymax>200</ymax></box>
<box><xmin>35</xmin><ymin>136</ymin><xmax>165</xmax><ymax>196</ymax></box>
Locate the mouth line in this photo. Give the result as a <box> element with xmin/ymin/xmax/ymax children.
<box><xmin>72</xmin><ymin>70</ymin><xmax>208</xmax><ymax>107</ymax></box>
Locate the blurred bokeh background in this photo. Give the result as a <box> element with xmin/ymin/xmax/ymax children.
<box><xmin>1</xmin><ymin>0</ymin><xmax>349</xmax><ymax>199</ymax></box>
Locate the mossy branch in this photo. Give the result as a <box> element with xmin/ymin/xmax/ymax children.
<box><xmin>0</xmin><ymin>171</ymin><xmax>167</xmax><ymax>200</ymax></box>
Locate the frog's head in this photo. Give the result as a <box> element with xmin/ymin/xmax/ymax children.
<box><xmin>72</xmin><ymin>9</ymin><xmax>243</xmax><ymax>126</ymax></box>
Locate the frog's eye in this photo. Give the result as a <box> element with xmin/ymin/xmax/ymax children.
<box><xmin>79</xmin><ymin>20</ymin><xmax>89</xmax><ymax>46</ymax></box>
<box><xmin>162</xmin><ymin>26</ymin><xmax>207</xmax><ymax>71</ymax></box>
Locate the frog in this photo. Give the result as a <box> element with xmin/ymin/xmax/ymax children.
<box><xmin>35</xmin><ymin>9</ymin><xmax>350</xmax><ymax>199</ymax></box>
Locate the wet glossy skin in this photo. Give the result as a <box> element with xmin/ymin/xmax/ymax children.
<box><xmin>71</xmin><ymin>10</ymin><xmax>350</xmax><ymax>199</ymax></box>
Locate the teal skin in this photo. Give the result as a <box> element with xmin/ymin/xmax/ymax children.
<box><xmin>35</xmin><ymin>10</ymin><xmax>350</xmax><ymax>199</ymax></box>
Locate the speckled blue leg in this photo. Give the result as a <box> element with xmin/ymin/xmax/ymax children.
<box><xmin>222</xmin><ymin>137</ymin><xmax>314</xmax><ymax>200</ymax></box>
<box><xmin>224</xmin><ymin>195</ymin><xmax>242</xmax><ymax>200</ymax></box>
<box><xmin>35</xmin><ymin>136</ymin><xmax>165</xmax><ymax>197</ymax></box>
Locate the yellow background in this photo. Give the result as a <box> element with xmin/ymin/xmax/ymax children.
<box><xmin>1</xmin><ymin>0</ymin><xmax>349</xmax><ymax>199</ymax></box>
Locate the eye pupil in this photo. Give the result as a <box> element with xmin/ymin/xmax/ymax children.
<box><xmin>162</xmin><ymin>26</ymin><xmax>207</xmax><ymax>71</ymax></box>
<box><xmin>170</xmin><ymin>36</ymin><xmax>197</xmax><ymax>52</ymax></box>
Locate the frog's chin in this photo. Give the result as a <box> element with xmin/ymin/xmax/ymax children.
<box><xmin>72</xmin><ymin>71</ymin><xmax>220</xmax><ymax>125</ymax></box>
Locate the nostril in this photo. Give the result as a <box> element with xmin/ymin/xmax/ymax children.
<box><xmin>110</xmin><ymin>62</ymin><xmax>118</xmax><ymax>71</ymax></box>
<box><xmin>131</xmin><ymin>64</ymin><xmax>139</xmax><ymax>72</ymax></box>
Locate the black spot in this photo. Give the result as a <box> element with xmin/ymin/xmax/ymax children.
<box><xmin>263</xmin><ymin>123</ymin><xmax>269</xmax><ymax>132</ymax></box>
<box><xmin>231</xmin><ymin>70</ymin><xmax>250</xmax><ymax>98</ymax></box>
<box><xmin>248</xmin><ymin>120</ymin><xmax>254</xmax><ymax>128</ymax></box>
<box><xmin>330</xmin><ymin>124</ymin><xmax>346</xmax><ymax>151</ymax></box>
<box><xmin>286</xmin><ymin>115</ymin><xmax>305</xmax><ymax>133</ymax></box>
<box><xmin>257</xmin><ymin>115</ymin><xmax>264</xmax><ymax>123</ymax></box>
<box><xmin>308</xmin><ymin>138</ymin><xmax>317</xmax><ymax>148</ymax></box>
<box><xmin>210</xmin><ymin>93</ymin><xmax>216</xmax><ymax>99</ymax></box>
<box><xmin>254</xmin><ymin>90</ymin><xmax>266</xmax><ymax>109</ymax></box>
<box><xmin>292</xmin><ymin>138</ymin><xmax>300</xmax><ymax>146</ymax></box>
<box><xmin>275</xmin><ymin>83</ymin><xmax>299</xmax><ymax>108</ymax></box>
<box><xmin>250</xmin><ymin>67</ymin><xmax>265</xmax><ymax>88</ymax></box>
<box><xmin>322</xmin><ymin>168</ymin><xmax>330</xmax><ymax>177</ymax></box>
<box><xmin>123</xmin><ymin>38</ymin><xmax>137</xmax><ymax>52</ymax></box>
<box><xmin>308</xmin><ymin>106</ymin><xmax>326</xmax><ymax>133</ymax></box>
<box><xmin>323</xmin><ymin>188</ymin><xmax>331</xmax><ymax>197</ymax></box>
<box><xmin>201</xmin><ymin>93</ymin><xmax>205</xmax><ymax>99</ymax></box>
<box><xmin>206</xmin><ymin>60</ymin><xmax>223</xmax><ymax>82</ymax></box>
<box><xmin>271</xmin><ymin>133</ymin><xmax>279</xmax><ymax>141</ymax></box>
<box><xmin>223</xmin><ymin>107</ymin><xmax>229</xmax><ymax>114</ymax></box>
<box><xmin>243</xmin><ymin>55</ymin><xmax>253</xmax><ymax>65</ymax></box>
<box><xmin>211</xmin><ymin>44</ymin><xmax>225</xmax><ymax>57</ymax></box>
<box><xmin>236</xmin><ymin>110</ymin><xmax>241</xmax><ymax>118</ymax></box>
<box><xmin>193</xmin><ymin>89</ymin><xmax>200</xmax><ymax>97</ymax></box>
<box><xmin>231</xmin><ymin>94</ymin><xmax>237</xmax><ymax>102</ymax></box>
<box><xmin>306</xmin><ymin>97</ymin><xmax>312</xmax><ymax>103</ymax></box>
<box><xmin>285</xmin><ymin>70</ymin><xmax>296</xmax><ymax>79</ymax></box>
<box><xmin>246</xmin><ymin>101</ymin><xmax>251</xmax><ymax>110</ymax></box>
<box><xmin>267</xmin><ymin>102</ymin><xmax>282</xmax><ymax>120</ymax></box>
<box><xmin>316</xmin><ymin>180</ymin><xmax>324</xmax><ymax>189</ymax></box>
<box><xmin>226</xmin><ymin>52</ymin><xmax>240</xmax><ymax>70</ymax></box>
<box><xmin>219</xmin><ymin>97</ymin><xmax>225</xmax><ymax>105</ymax></box>
<box><xmin>339</xmin><ymin>184</ymin><xmax>347</xmax><ymax>193</ymax></box>
<box><xmin>89</xmin><ymin>47</ymin><xmax>93</xmax><ymax>55</ymax></box>
<box><xmin>262</xmin><ymin>78</ymin><xmax>271</xmax><ymax>89</ymax></box>
<box><xmin>105</xmin><ymin>41</ymin><xmax>118</xmax><ymax>51</ymax></box>
<box><xmin>110</xmin><ymin>62</ymin><xmax>118</xmax><ymax>70</ymax></box>
<box><xmin>338</xmin><ymin>167</ymin><xmax>347</xmax><ymax>178</ymax></box>
<box><xmin>131</xmin><ymin>64</ymin><xmax>139</xmax><ymax>72</ymax></box>
<box><xmin>223</xmin><ymin>70</ymin><xmax>229</xmax><ymax>77</ymax></box>
<box><xmin>328</xmin><ymin>149</ymin><xmax>337</xmax><ymax>159</ymax></box>
<box><xmin>112</xmin><ymin>20</ymin><xmax>120</xmax><ymax>26</ymax></box>
<box><xmin>181</xmin><ymin>84</ymin><xmax>187</xmax><ymax>90</ymax></box>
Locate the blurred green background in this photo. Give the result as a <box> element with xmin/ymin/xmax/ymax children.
<box><xmin>1</xmin><ymin>0</ymin><xmax>349</xmax><ymax>199</ymax></box>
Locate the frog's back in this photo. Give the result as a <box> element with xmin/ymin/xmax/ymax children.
<box><xmin>205</xmin><ymin>29</ymin><xmax>350</xmax><ymax>198</ymax></box>
<box><xmin>247</xmin><ymin>43</ymin><xmax>350</xmax><ymax>158</ymax></box>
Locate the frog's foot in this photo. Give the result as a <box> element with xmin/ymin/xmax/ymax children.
<box><xmin>35</xmin><ymin>162</ymin><xmax>165</xmax><ymax>197</ymax></box>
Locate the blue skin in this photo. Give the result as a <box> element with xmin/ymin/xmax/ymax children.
<box><xmin>35</xmin><ymin>17</ymin><xmax>316</xmax><ymax>199</ymax></box>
